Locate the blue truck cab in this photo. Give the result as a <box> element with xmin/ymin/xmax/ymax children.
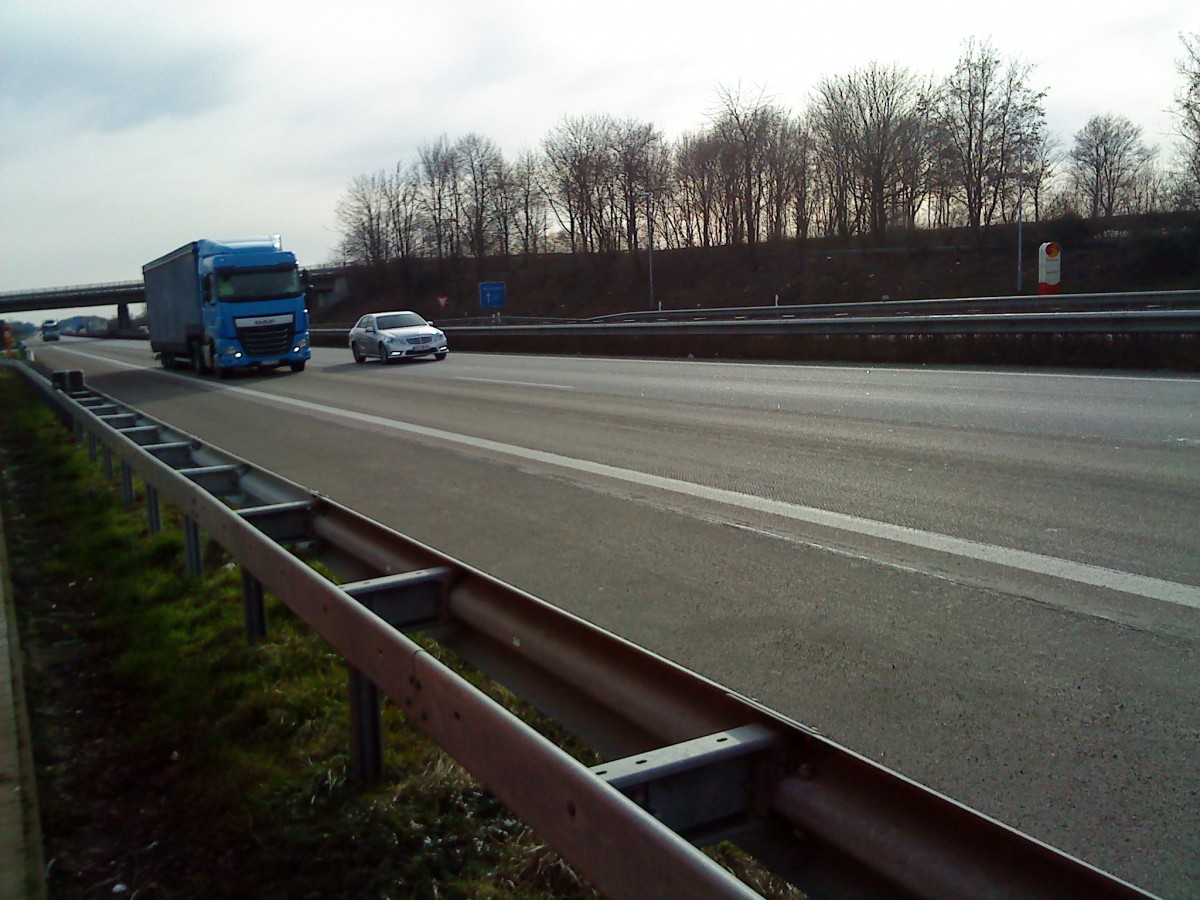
<box><xmin>143</xmin><ymin>236</ymin><xmax>311</xmax><ymax>377</ymax></box>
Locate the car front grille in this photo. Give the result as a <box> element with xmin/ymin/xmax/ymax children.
<box><xmin>407</xmin><ymin>335</ymin><xmax>434</xmax><ymax>345</ymax></box>
<box><xmin>236</xmin><ymin>323</ymin><xmax>293</xmax><ymax>357</ymax></box>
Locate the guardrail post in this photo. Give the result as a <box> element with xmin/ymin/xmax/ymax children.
<box><xmin>241</xmin><ymin>569</ymin><xmax>267</xmax><ymax>640</ymax></box>
<box><xmin>146</xmin><ymin>485</ymin><xmax>161</xmax><ymax>534</ymax></box>
<box><xmin>87</xmin><ymin>432</ymin><xmax>97</xmax><ymax>462</ymax></box>
<box><xmin>348</xmin><ymin>665</ymin><xmax>383</xmax><ymax>782</ymax></box>
<box><xmin>103</xmin><ymin>446</ymin><xmax>114</xmax><ymax>480</ymax></box>
<box><xmin>183</xmin><ymin>516</ymin><xmax>203</xmax><ymax>577</ymax></box>
<box><xmin>120</xmin><ymin>461</ymin><xmax>134</xmax><ymax>509</ymax></box>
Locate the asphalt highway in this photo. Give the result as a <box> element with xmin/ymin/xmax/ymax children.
<box><xmin>31</xmin><ymin>337</ymin><xmax>1200</xmax><ymax>897</ymax></box>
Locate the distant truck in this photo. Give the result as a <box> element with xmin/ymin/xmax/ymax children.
<box><xmin>41</xmin><ymin>319</ymin><xmax>60</xmax><ymax>341</ymax></box>
<box><xmin>142</xmin><ymin>236</ymin><xmax>311</xmax><ymax>377</ymax></box>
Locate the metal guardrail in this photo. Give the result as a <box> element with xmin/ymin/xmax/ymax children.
<box><xmin>429</xmin><ymin>309</ymin><xmax>1200</xmax><ymax>338</ymax></box>
<box><xmin>3</xmin><ymin>359</ymin><xmax>1158</xmax><ymax>898</ymax></box>
<box><xmin>580</xmin><ymin>290</ymin><xmax>1200</xmax><ymax>324</ymax></box>
<box><xmin>308</xmin><ymin>290</ymin><xmax>1200</xmax><ymax>345</ymax></box>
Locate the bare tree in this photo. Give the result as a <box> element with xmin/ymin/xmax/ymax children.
<box><xmin>489</xmin><ymin>160</ymin><xmax>517</xmax><ymax>259</ymax></box>
<box><xmin>1020</xmin><ymin>132</ymin><xmax>1061</xmax><ymax>221</ymax></box>
<box><xmin>418</xmin><ymin>136</ymin><xmax>460</xmax><ymax>264</ymax></box>
<box><xmin>810</xmin><ymin>63</ymin><xmax>930</xmax><ymax>241</ymax></box>
<box><xmin>809</xmin><ymin>84</ymin><xmax>860</xmax><ymax>237</ymax></box>
<box><xmin>671</xmin><ymin>130</ymin><xmax>723</xmax><ymax>247</ymax></box>
<box><xmin>783</xmin><ymin>118</ymin><xmax>817</xmax><ymax>240</ymax></box>
<box><xmin>510</xmin><ymin>150</ymin><xmax>549</xmax><ymax>257</ymax></box>
<box><xmin>610</xmin><ymin>118</ymin><xmax>665</xmax><ymax>253</ymax></box>
<box><xmin>542</xmin><ymin>115</ymin><xmax>621</xmax><ymax>253</ymax></box>
<box><xmin>760</xmin><ymin>114</ymin><xmax>809</xmax><ymax>242</ymax></box>
<box><xmin>335</xmin><ymin>171</ymin><xmax>389</xmax><ymax>268</ymax></box>
<box><xmin>1068</xmin><ymin>114</ymin><xmax>1157</xmax><ymax>216</ymax></box>
<box><xmin>455</xmin><ymin>133</ymin><xmax>504</xmax><ymax>264</ymax></box>
<box><xmin>1172</xmin><ymin>32</ymin><xmax>1200</xmax><ymax>207</ymax></box>
<box><xmin>933</xmin><ymin>38</ymin><xmax>1046</xmax><ymax>244</ymax></box>
<box><xmin>710</xmin><ymin>84</ymin><xmax>783</xmax><ymax>262</ymax></box>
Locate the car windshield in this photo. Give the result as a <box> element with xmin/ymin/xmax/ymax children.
<box><xmin>375</xmin><ymin>313</ymin><xmax>426</xmax><ymax>330</ymax></box>
<box><xmin>214</xmin><ymin>267</ymin><xmax>302</xmax><ymax>303</ymax></box>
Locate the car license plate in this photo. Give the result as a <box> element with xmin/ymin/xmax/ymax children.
<box><xmin>260</xmin><ymin>359</ymin><xmax>279</xmax><ymax>366</ymax></box>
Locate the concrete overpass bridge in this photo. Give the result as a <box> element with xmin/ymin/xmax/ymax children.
<box><xmin>0</xmin><ymin>266</ymin><xmax>350</xmax><ymax>327</ymax></box>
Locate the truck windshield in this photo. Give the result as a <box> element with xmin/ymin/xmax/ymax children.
<box><xmin>214</xmin><ymin>268</ymin><xmax>302</xmax><ymax>302</ymax></box>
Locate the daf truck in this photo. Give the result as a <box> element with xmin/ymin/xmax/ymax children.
<box><xmin>142</xmin><ymin>236</ymin><xmax>311</xmax><ymax>377</ymax></box>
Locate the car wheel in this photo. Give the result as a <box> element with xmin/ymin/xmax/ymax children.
<box><xmin>434</xmin><ymin>352</ymin><xmax>447</xmax><ymax>360</ymax></box>
<box><xmin>352</xmin><ymin>342</ymin><xmax>365</xmax><ymax>364</ymax></box>
<box><xmin>289</xmin><ymin>361</ymin><xmax>306</xmax><ymax>373</ymax></box>
<box><xmin>378</xmin><ymin>342</ymin><xmax>390</xmax><ymax>364</ymax></box>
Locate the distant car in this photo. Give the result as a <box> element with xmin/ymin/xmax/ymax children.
<box><xmin>349</xmin><ymin>311</ymin><xmax>448</xmax><ymax>363</ymax></box>
<box><xmin>41</xmin><ymin>319</ymin><xmax>60</xmax><ymax>341</ymax></box>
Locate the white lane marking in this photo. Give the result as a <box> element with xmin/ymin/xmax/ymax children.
<box><xmin>453</xmin><ymin>376</ymin><xmax>575</xmax><ymax>391</ymax></box>
<box><xmin>59</xmin><ymin>347</ymin><xmax>1200</xmax><ymax>610</ymax></box>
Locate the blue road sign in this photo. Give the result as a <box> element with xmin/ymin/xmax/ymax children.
<box><xmin>479</xmin><ymin>281</ymin><xmax>506</xmax><ymax>308</ymax></box>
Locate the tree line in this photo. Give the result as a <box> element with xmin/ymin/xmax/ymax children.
<box><xmin>336</xmin><ymin>35</ymin><xmax>1200</xmax><ymax>271</ymax></box>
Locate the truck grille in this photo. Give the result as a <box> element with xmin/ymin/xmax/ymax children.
<box><xmin>236</xmin><ymin>323</ymin><xmax>293</xmax><ymax>358</ymax></box>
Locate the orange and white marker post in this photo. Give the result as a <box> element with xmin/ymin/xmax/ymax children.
<box><xmin>1038</xmin><ymin>242</ymin><xmax>1062</xmax><ymax>294</ymax></box>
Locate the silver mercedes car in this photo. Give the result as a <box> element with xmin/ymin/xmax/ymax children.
<box><xmin>349</xmin><ymin>311</ymin><xmax>449</xmax><ymax>363</ymax></box>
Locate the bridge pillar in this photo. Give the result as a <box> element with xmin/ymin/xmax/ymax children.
<box><xmin>117</xmin><ymin>303</ymin><xmax>131</xmax><ymax>330</ymax></box>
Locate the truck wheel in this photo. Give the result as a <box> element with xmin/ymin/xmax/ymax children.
<box><xmin>192</xmin><ymin>342</ymin><xmax>211</xmax><ymax>375</ymax></box>
<box><xmin>289</xmin><ymin>361</ymin><xmax>306</xmax><ymax>373</ymax></box>
<box><xmin>204</xmin><ymin>342</ymin><xmax>220</xmax><ymax>376</ymax></box>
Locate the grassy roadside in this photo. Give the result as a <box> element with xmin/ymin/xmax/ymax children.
<box><xmin>0</xmin><ymin>369</ymin><xmax>597</xmax><ymax>899</ymax></box>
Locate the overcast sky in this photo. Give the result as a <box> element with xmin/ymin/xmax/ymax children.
<box><xmin>1</xmin><ymin>0</ymin><xmax>1196</xmax><ymax>314</ymax></box>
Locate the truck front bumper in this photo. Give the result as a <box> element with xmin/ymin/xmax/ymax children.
<box><xmin>217</xmin><ymin>337</ymin><xmax>311</xmax><ymax>368</ymax></box>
